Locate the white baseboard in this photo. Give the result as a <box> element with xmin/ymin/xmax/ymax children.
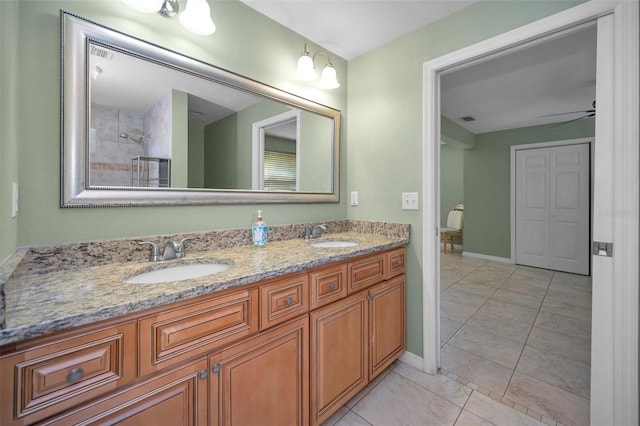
<box><xmin>399</xmin><ymin>351</ymin><xmax>425</xmax><ymax>371</ymax></box>
<box><xmin>462</xmin><ymin>251</ymin><xmax>513</xmax><ymax>264</ymax></box>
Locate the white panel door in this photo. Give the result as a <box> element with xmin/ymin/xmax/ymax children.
<box><xmin>515</xmin><ymin>143</ymin><xmax>590</xmax><ymax>274</ymax></box>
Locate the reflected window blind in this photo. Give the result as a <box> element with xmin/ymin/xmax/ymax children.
<box><xmin>264</xmin><ymin>150</ymin><xmax>296</xmax><ymax>191</ymax></box>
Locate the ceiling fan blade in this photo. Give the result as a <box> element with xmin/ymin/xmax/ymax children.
<box><xmin>550</xmin><ymin>114</ymin><xmax>594</xmax><ymax>128</ymax></box>
<box><xmin>537</xmin><ymin>109</ymin><xmax>593</xmax><ymax>118</ymax></box>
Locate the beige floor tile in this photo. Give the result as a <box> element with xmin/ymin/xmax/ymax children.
<box><xmin>474</xmin><ymin>299</ymin><xmax>539</xmax><ymax>326</ymax></box>
<box><xmin>455</xmin><ymin>410</ymin><xmax>495</xmax><ymax>426</ymax></box>
<box><xmin>334</xmin><ymin>411</ymin><xmax>373</xmax><ymax>426</ymax></box>
<box><xmin>501</xmin><ymin>278</ymin><xmax>549</xmax><ymax>298</ymax></box>
<box><xmin>450</xmin><ymin>282</ymin><xmax>498</xmax><ymax>298</ymax></box>
<box><xmin>513</xmin><ymin>266</ymin><xmax>554</xmax><ymax>280</ymax></box>
<box><xmin>393</xmin><ymin>361</ymin><xmax>472</xmax><ymax>407</ymax></box>
<box><xmin>534</xmin><ymin>311</ymin><xmax>591</xmax><ymax>340</ymax></box>
<box><xmin>441</xmin><ymin>299</ymin><xmax>480</xmax><ymax>323</ymax></box>
<box><xmin>545</xmin><ymin>288</ymin><xmax>591</xmax><ymax>308</ymax></box>
<box><xmin>449</xmin><ymin>325</ymin><xmax>524</xmax><ymax>368</ymax></box>
<box><xmin>345</xmin><ymin>368</ymin><xmax>391</xmax><ymax>409</ymax></box>
<box><xmin>516</xmin><ymin>346</ymin><xmax>590</xmax><ymax>398</ymax></box>
<box><xmin>550</xmin><ymin>272</ymin><xmax>591</xmax><ymax>292</ymax></box>
<box><xmin>505</xmin><ymin>372</ymin><xmax>589</xmax><ymax>426</ymax></box>
<box><xmin>492</xmin><ymin>288</ymin><xmax>543</xmax><ymax>310</ymax></box>
<box><xmin>539</xmin><ymin>298</ymin><xmax>591</xmax><ymax>323</ymax></box>
<box><xmin>352</xmin><ymin>372</ymin><xmax>462</xmax><ymax>426</ymax></box>
<box><xmin>464</xmin><ymin>391</ymin><xmax>545</xmax><ymax>426</ymax></box>
<box><xmin>442</xmin><ymin>287</ymin><xmax>490</xmax><ymax>309</ymax></box>
<box><xmin>527</xmin><ymin>326</ymin><xmax>591</xmax><ymax>365</ymax></box>
<box><xmin>440</xmin><ymin>345</ymin><xmax>514</xmax><ymax>396</ymax></box>
<box><xmin>321</xmin><ymin>406</ymin><xmax>351</xmax><ymax>426</ymax></box>
<box><xmin>441</xmin><ymin>316</ymin><xmax>464</xmax><ymax>347</ymax></box>
<box><xmin>466</xmin><ymin>312</ymin><xmax>533</xmax><ymax>343</ymax></box>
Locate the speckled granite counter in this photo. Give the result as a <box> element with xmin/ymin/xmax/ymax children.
<box><xmin>0</xmin><ymin>220</ymin><xmax>409</xmax><ymax>347</ymax></box>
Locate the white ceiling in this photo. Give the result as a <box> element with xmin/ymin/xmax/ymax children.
<box><xmin>239</xmin><ymin>0</ymin><xmax>597</xmax><ymax>134</ymax></box>
<box><xmin>239</xmin><ymin>0</ymin><xmax>477</xmax><ymax>60</ymax></box>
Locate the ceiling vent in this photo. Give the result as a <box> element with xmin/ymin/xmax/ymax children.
<box><xmin>460</xmin><ymin>116</ymin><xmax>476</xmax><ymax>122</ymax></box>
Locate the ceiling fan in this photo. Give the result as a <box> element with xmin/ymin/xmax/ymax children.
<box><xmin>538</xmin><ymin>100</ymin><xmax>596</xmax><ymax>126</ymax></box>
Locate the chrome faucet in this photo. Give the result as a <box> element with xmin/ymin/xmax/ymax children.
<box><xmin>305</xmin><ymin>224</ymin><xmax>328</xmax><ymax>239</ymax></box>
<box><xmin>139</xmin><ymin>237</ymin><xmax>194</xmax><ymax>262</ymax></box>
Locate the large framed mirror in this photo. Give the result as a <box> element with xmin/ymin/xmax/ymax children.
<box><xmin>61</xmin><ymin>11</ymin><xmax>340</xmax><ymax>207</ymax></box>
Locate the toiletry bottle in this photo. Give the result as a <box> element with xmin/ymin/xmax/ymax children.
<box><xmin>252</xmin><ymin>210</ymin><xmax>268</xmax><ymax>246</ymax></box>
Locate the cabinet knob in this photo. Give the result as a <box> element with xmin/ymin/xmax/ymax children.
<box><xmin>212</xmin><ymin>363</ymin><xmax>221</xmax><ymax>374</ymax></box>
<box><xmin>199</xmin><ymin>369</ymin><xmax>209</xmax><ymax>380</ymax></box>
<box><xmin>367</xmin><ymin>294</ymin><xmax>376</xmax><ymax>301</ymax></box>
<box><xmin>66</xmin><ymin>368</ymin><xmax>84</xmax><ymax>384</ymax></box>
<box><xmin>329</xmin><ymin>282</ymin><xmax>336</xmax><ymax>290</ymax></box>
<box><xmin>395</xmin><ymin>260</ymin><xmax>403</xmax><ymax>267</ymax></box>
<box><xmin>285</xmin><ymin>297</ymin><xmax>293</xmax><ymax>305</ymax></box>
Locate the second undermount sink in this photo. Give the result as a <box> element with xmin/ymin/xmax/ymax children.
<box><xmin>309</xmin><ymin>239</ymin><xmax>359</xmax><ymax>248</ymax></box>
<box><xmin>123</xmin><ymin>262</ymin><xmax>232</xmax><ymax>284</ymax></box>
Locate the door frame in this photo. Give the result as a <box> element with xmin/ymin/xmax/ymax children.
<box><xmin>510</xmin><ymin>138</ymin><xmax>593</xmax><ymax>271</ymax></box>
<box><xmin>421</xmin><ymin>1</ymin><xmax>638</xmax><ymax>423</ymax></box>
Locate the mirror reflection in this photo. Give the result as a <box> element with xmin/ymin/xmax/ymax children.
<box><xmin>88</xmin><ymin>43</ymin><xmax>333</xmax><ymax>193</ymax></box>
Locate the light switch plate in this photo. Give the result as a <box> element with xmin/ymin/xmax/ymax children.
<box><xmin>402</xmin><ymin>192</ymin><xmax>419</xmax><ymax>210</ymax></box>
<box><xmin>351</xmin><ymin>191</ymin><xmax>359</xmax><ymax>206</ymax></box>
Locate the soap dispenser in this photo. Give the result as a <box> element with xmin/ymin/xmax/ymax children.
<box><xmin>252</xmin><ymin>210</ymin><xmax>268</xmax><ymax>246</ymax></box>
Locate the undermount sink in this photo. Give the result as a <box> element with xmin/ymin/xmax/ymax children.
<box><xmin>123</xmin><ymin>262</ymin><xmax>231</xmax><ymax>284</ymax></box>
<box><xmin>309</xmin><ymin>239</ymin><xmax>359</xmax><ymax>248</ymax></box>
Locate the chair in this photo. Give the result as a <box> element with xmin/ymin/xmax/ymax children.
<box><xmin>441</xmin><ymin>203</ymin><xmax>464</xmax><ymax>254</ymax></box>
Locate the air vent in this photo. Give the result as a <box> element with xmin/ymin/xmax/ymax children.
<box><xmin>90</xmin><ymin>45</ymin><xmax>114</xmax><ymax>60</ymax></box>
<box><xmin>460</xmin><ymin>116</ymin><xmax>476</xmax><ymax>122</ymax></box>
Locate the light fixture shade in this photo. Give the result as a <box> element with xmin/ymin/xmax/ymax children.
<box><xmin>179</xmin><ymin>0</ymin><xmax>216</xmax><ymax>35</ymax></box>
<box><xmin>121</xmin><ymin>0</ymin><xmax>164</xmax><ymax>13</ymax></box>
<box><xmin>294</xmin><ymin>54</ymin><xmax>317</xmax><ymax>81</ymax></box>
<box><xmin>320</xmin><ymin>64</ymin><xmax>340</xmax><ymax>89</ymax></box>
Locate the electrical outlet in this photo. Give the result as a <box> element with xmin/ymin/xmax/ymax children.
<box><xmin>402</xmin><ymin>192</ymin><xmax>419</xmax><ymax>210</ymax></box>
<box><xmin>11</xmin><ymin>182</ymin><xmax>18</xmax><ymax>218</ymax></box>
<box><xmin>351</xmin><ymin>191</ymin><xmax>359</xmax><ymax>206</ymax></box>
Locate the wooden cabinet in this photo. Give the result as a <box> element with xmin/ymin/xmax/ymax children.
<box><xmin>138</xmin><ymin>288</ymin><xmax>258</xmax><ymax>377</ymax></box>
<box><xmin>43</xmin><ymin>358</ymin><xmax>209</xmax><ymax>425</ymax></box>
<box><xmin>309</xmin><ymin>263</ymin><xmax>347</xmax><ymax>310</ymax></box>
<box><xmin>347</xmin><ymin>252</ymin><xmax>386</xmax><ymax>294</ymax></box>
<box><xmin>0</xmin><ymin>321</ymin><xmax>136</xmax><ymax>426</ymax></box>
<box><xmin>369</xmin><ymin>275</ymin><xmax>406</xmax><ymax>379</ymax></box>
<box><xmin>310</xmin><ymin>292</ymin><xmax>369</xmax><ymax>426</ymax></box>
<box><xmin>210</xmin><ymin>316</ymin><xmax>309</xmax><ymax>426</ymax></box>
<box><xmin>1</xmin><ymin>245</ymin><xmax>406</xmax><ymax>426</ymax></box>
<box><xmin>260</xmin><ymin>273</ymin><xmax>309</xmax><ymax>331</ymax></box>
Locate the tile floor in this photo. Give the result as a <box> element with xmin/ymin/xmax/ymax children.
<box><xmin>321</xmin><ymin>252</ymin><xmax>592</xmax><ymax>426</ymax></box>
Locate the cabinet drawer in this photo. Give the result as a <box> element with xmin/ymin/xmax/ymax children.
<box><xmin>139</xmin><ymin>289</ymin><xmax>258</xmax><ymax>377</ymax></box>
<box><xmin>347</xmin><ymin>253</ymin><xmax>386</xmax><ymax>294</ymax></box>
<box><xmin>310</xmin><ymin>264</ymin><xmax>347</xmax><ymax>310</ymax></box>
<box><xmin>386</xmin><ymin>248</ymin><xmax>406</xmax><ymax>279</ymax></box>
<box><xmin>0</xmin><ymin>321</ymin><xmax>136</xmax><ymax>426</ymax></box>
<box><xmin>260</xmin><ymin>274</ymin><xmax>308</xmax><ymax>330</ymax></box>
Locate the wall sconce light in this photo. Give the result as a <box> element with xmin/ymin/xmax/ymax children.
<box><xmin>294</xmin><ymin>43</ymin><xmax>340</xmax><ymax>89</ymax></box>
<box><xmin>121</xmin><ymin>0</ymin><xmax>216</xmax><ymax>36</ymax></box>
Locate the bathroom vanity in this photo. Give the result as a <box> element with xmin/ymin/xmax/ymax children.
<box><xmin>0</xmin><ymin>222</ymin><xmax>408</xmax><ymax>425</ymax></box>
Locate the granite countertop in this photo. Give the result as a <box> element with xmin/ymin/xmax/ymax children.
<box><xmin>0</xmin><ymin>221</ymin><xmax>409</xmax><ymax>347</ymax></box>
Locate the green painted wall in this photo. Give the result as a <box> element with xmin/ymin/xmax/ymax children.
<box><xmin>347</xmin><ymin>0</ymin><xmax>586</xmax><ymax>356</ymax></box>
<box><xmin>188</xmin><ymin>124</ymin><xmax>205</xmax><ymax>188</ymax></box>
<box><xmin>171</xmin><ymin>89</ymin><xmax>189</xmax><ymax>188</ymax></box>
<box><xmin>0</xmin><ymin>0</ymin><xmax>19</xmax><ymax>262</ymax></box>
<box><xmin>464</xmin><ymin>119</ymin><xmax>595</xmax><ymax>258</ymax></box>
<box><xmin>4</xmin><ymin>0</ymin><xmax>347</xmax><ymax>252</ymax></box>
<box><xmin>204</xmin><ymin>114</ymin><xmax>239</xmax><ymax>189</ymax></box>
<box><xmin>440</xmin><ymin>145</ymin><xmax>465</xmax><ymax>230</ymax></box>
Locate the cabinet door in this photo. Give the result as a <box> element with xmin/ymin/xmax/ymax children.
<box><xmin>369</xmin><ymin>275</ymin><xmax>406</xmax><ymax>379</ymax></box>
<box><xmin>42</xmin><ymin>358</ymin><xmax>209</xmax><ymax>425</ymax></box>
<box><xmin>310</xmin><ymin>293</ymin><xmax>368</xmax><ymax>426</ymax></box>
<box><xmin>210</xmin><ymin>316</ymin><xmax>309</xmax><ymax>426</ymax></box>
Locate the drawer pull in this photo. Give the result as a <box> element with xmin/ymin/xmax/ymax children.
<box><xmin>199</xmin><ymin>369</ymin><xmax>209</xmax><ymax>380</ymax></box>
<box><xmin>212</xmin><ymin>363</ymin><xmax>221</xmax><ymax>374</ymax></box>
<box><xmin>329</xmin><ymin>282</ymin><xmax>336</xmax><ymax>290</ymax></box>
<box><xmin>66</xmin><ymin>368</ymin><xmax>84</xmax><ymax>384</ymax></box>
<box><xmin>285</xmin><ymin>297</ymin><xmax>293</xmax><ymax>305</ymax></box>
<box><xmin>395</xmin><ymin>260</ymin><xmax>403</xmax><ymax>267</ymax></box>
